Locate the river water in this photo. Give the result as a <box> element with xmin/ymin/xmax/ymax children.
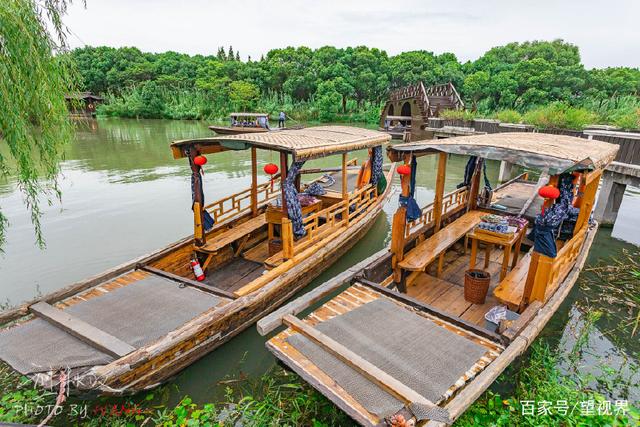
<box><xmin>0</xmin><ymin>119</ymin><xmax>638</xmax><ymax>407</ymax></box>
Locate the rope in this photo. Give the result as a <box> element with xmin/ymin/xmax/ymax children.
<box><xmin>38</xmin><ymin>370</ymin><xmax>67</xmax><ymax>427</ymax></box>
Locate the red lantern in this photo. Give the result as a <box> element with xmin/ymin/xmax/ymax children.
<box><xmin>538</xmin><ymin>185</ymin><xmax>560</xmax><ymax>199</ymax></box>
<box><xmin>397</xmin><ymin>164</ymin><xmax>411</xmax><ymax>175</ymax></box>
<box><xmin>264</xmin><ymin>163</ymin><xmax>279</xmax><ymax>175</ymax></box>
<box><xmin>264</xmin><ymin>163</ymin><xmax>279</xmax><ymax>191</ymax></box>
<box><xmin>194</xmin><ymin>155</ymin><xmax>207</xmax><ymax>166</ymax></box>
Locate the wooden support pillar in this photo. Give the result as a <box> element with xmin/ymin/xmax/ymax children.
<box><xmin>282</xmin><ymin>218</ymin><xmax>293</xmax><ymax>260</ymax></box>
<box><xmin>250</xmin><ymin>147</ymin><xmax>258</xmax><ymax>217</ymax></box>
<box><xmin>280</xmin><ymin>151</ymin><xmax>288</xmax><ymax>215</ymax></box>
<box><xmin>391</xmin><ymin>154</ymin><xmax>412</xmax><ymax>283</ymax></box>
<box><xmin>342</xmin><ymin>152</ymin><xmax>348</xmax><ymax>200</ymax></box>
<box><xmin>189</xmin><ymin>148</ymin><xmax>206</xmax><ymax>247</ymax></box>
<box><xmin>433</xmin><ymin>152</ymin><xmax>447</xmax><ymax>232</ymax></box>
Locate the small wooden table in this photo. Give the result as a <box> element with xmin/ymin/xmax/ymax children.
<box><xmin>467</xmin><ymin>225</ymin><xmax>527</xmax><ymax>281</ymax></box>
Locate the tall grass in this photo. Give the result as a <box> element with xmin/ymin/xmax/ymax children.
<box><xmin>523</xmin><ymin>102</ymin><xmax>597</xmax><ymax>130</ymax></box>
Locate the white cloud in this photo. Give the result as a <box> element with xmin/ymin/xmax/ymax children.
<box><xmin>63</xmin><ymin>0</ymin><xmax>639</xmax><ymax>68</ymax></box>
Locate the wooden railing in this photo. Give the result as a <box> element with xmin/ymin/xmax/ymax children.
<box><xmin>204</xmin><ymin>180</ymin><xmax>279</xmax><ymax>224</ymax></box>
<box><xmin>529</xmin><ymin>225</ymin><xmax>588</xmax><ymax>303</ymax></box>
<box><xmin>404</xmin><ymin>187</ymin><xmax>469</xmax><ymax>239</ymax></box>
<box><xmin>285</xmin><ymin>184</ymin><xmax>379</xmax><ymax>258</ymax></box>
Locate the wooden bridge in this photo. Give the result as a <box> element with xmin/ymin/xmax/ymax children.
<box><xmin>379</xmin><ymin>82</ymin><xmax>464</xmax><ymax>141</ymax></box>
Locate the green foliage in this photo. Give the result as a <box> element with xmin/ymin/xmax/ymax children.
<box><xmin>0</xmin><ymin>0</ymin><xmax>77</xmax><ymax>248</ymax></box>
<box><xmin>523</xmin><ymin>102</ymin><xmax>597</xmax><ymax>130</ymax></box>
<box><xmin>494</xmin><ymin>109</ymin><xmax>523</xmax><ymax>123</ymax></box>
<box><xmin>439</xmin><ymin>109</ymin><xmax>478</xmax><ymax>121</ymax></box>
<box><xmin>70</xmin><ymin>40</ymin><xmax>640</xmax><ymax>129</ymax></box>
<box><xmin>456</xmin><ymin>343</ymin><xmax>636</xmax><ymax>426</ymax></box>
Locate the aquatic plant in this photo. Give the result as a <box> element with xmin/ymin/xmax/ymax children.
<box><xmin>494</xmin><ymin>109</ymin><xmax>523</xmax><ymax>124</ymax></box>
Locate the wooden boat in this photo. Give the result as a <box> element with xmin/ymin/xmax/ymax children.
<box><xmin>0</xmin><ymin>126</ymin><xmax>394</xmax><ymax>396</ymax></box>
<box><xmin>208</xmin><ymin>112</ymin><xmax>302</xmax><ymax>135</ymax></box>
<box><xmin>258</xmin><ymin>133</ymin><xmax>619</xmax><ymax>426</ymax></box>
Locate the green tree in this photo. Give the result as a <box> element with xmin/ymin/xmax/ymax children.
<box><xmin>0</xmin><ymin>0</ymin><xmax>77</xmax><ymax>248</ymax></box>
<box><xmin>463</xmin><ymin>71</ymin><xmax>490</xmax><ymax>110</ymax></box>
<box><xmin>229</xmin><ymin>80</ymin><xmax>259</xmax><ymax>111</ymax></box>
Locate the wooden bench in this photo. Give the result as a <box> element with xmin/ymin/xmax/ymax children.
<box><xmin>396</xmin><ymin>210</ymin><xmax>484</xmax><ymax>290</ymax></box>
<box><xmin>493</xmin><ymin>250</ymin><xmax>532</xmax><ymax>311</ymax></box>
<box><xmin>197</xmin><ymin>214</ymin><xmax>267</xmax><ymax>269</ymax></box>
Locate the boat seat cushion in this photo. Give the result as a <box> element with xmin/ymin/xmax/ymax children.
<box><xmin>398</xmin><ymin>210</ymin><xmax>484</xmax><ymax>272</ymax></box>
<box><xmin>198</xmin><ymin>214</ymin><xmax>266</xmax><ymax>253</ymax></box>
<box><xmin>493</xmin><ymin>250</ymin><xmax>532</xmax><ymax>311</ymax></box>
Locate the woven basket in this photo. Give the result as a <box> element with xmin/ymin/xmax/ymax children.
<box><xmin>464</xmin><ymin>269</ymin><xmax>491</xmax><ymax>304</ymax></box>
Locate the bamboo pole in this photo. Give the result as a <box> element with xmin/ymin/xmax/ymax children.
<box><xmin>250</xmin><ymin>147</ymin><xmax>258</xmax><ymax>217</ymax></box>
<box><xmin>280</xmin><ymin>151</ymin><xmax>288</xmax><ymax>215</ymax></box>
<box><xmin>342</xmin><ymin>152</ymin><xmax>348</xmax><ymax>200</ymax></box>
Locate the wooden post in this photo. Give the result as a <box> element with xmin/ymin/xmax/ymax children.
<box><xmin>342</xmin><ymin>152</ymin><xmax>348</xmax><ymax>200</ymax></box>
<box><xmin>250</xmin><ymin>147</ymin><xmax>258</xmax><ymax>217</ymax></box>
<box><xmin>573</xmin><ymin>170</ymin><xmax>601</xmax><ymax>234</ymax></box>
<box><xmin>282</xmin><ymin>218</ymin><xmax>294</xmax><ymax>260</ymax></box>
<box><xmin>280</xmin><ymin>151</ymin><xmax>288</xmax><ymax>215</ymax></box>
<box><xmin>189</xmin><ymin>148</ymin><xmax>206</xmax><ymax>246</ymax></box>
<box><xmin>433</xmin><ymin>152</ymin><xmax>447</xmax><ymax>232</ymax></box>
<box><xmin>391</xmin><ymin>155</ymin><xmax>412</xmax><ymax>283</ymax></box>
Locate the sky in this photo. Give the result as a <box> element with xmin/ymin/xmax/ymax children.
<box><xmin>63</xmin><ymin>0</ymin><xmax>640</xmax><ymax>69</ymax></box>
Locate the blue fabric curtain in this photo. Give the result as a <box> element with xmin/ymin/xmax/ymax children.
<box><xmin>457</xmin><ymin>156</ymin><xmax>491</xmax><ymax>190</ymax></box>
<box><xmin>370</xmin><ymin>146</ymin><xmax>383</xmax><ymax>186</ymax></box>
<box><xmin>530</xmin><ymin>174</ymin><xmax>577</xmax><ymax>257</ymax></box>
<box><xmin>284</xmin><ymin>161</ymin><xmax>307</xmax><ymax>238</ymax></box>
<box><xmin>399</xmin><ymin>155</ymin><xmax>421</xmax><ymax>222</ymax></box>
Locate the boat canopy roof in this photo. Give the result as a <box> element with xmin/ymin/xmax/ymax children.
<box><xmin>388</xmin><ymin>132</ymin><xmax>619</xmax><ymax>175</ymax></box>
<box><xmin>229</xmin><ymin>112</ymin><xmax>268</xmax><ymax>117</ymax></box>
<box><xmin>171</xmin><ymin>126</ymin><xmax>391</xmax><ymax>160</ymax></box>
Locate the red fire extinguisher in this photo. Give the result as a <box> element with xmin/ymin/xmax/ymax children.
<box><xmin>191</xmin><ymin>259</ymin><xmax>205</xmax><ymax>281</ymax></box>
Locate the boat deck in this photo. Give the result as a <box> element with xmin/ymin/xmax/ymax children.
<box><xmin>267</xmin><ymin>281</ymin><xmax>504</xmax><ymax>426</ymax></box>
<box><xmin>0</xmin><ymin>270</ymin><xmax>230</xmax><ymax>377</ymax></box>
<box><xmin>406</xmin><ymin>241</ymin><xmax>515</xmax><ymax>328</ymax></box>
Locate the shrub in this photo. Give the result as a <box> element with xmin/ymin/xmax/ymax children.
<box><xmin>495</xmin><ymin>109</ymin><xmax>522</xmax><ymax>124</ymax></box>
<box><xmin>523</xmin><ymin>103</ymin><xmax>596</xmax><ymax>130</ymax></box>
<box><xmin>439</xmin><ymin>109</ymin><xmax>477</xmax><ymax>121</ymax></box>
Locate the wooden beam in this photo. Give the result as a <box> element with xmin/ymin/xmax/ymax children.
<box><xmin>356</xmin><ymin>278</ymin><xmax>503</xmax><ymax>343</ymax></box>
<box><xmin>250</xmin><ymin>147</ymin><xmax>258</xmax><ymax>217</ymax></box>
<box><xmin>433</xmin><ymin>152</ymin><xmax>447</xmax><ymax>232</ymax></box>
<box><xmin>137</xmin><ymin>264</ymin><xmax>237</xmax><ymax>299</ymax></box>
<box><xmin>518</xmin><ymin>171</ymin><xmax>549</xmax><ymax>217</ymax></box>
<box><xmin>30</xmin><ymin>302</ymin><xmax>135</xmax><ymax>358</ymax></box>
<box><xmin>282</xmin><ymin>314</ymin><xmax>450</xmax><ymax>423</ymax></box>
<box><xmin>257</xmin><ymin>248</ymin><xmax>390</xmax><ymax>335</ymax></box>
<box><xmin>501</xmin><ymin>301</ymin><xmax>542</xmax><ymax>342</ymax></box>
<box><xmin>391</xmin><ymin>155</ymin><xmax>412</xmax><ymax>280</ymax></box>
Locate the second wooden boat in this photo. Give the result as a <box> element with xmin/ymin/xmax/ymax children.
<box><xmin>258</xmin><ymin>132</ymin><xmax>618</xmax><ymax>426</ymax></box>
<box><xmin>0</xmin><ymin>126</ymin><xmax>394</xmax><ymax>396</ymax></box>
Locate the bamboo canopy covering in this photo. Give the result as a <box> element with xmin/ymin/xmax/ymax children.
<box><xmin>171</xmin><ymin>126</ymin><xmax>392</xmax><ymax>160</ymax></box>
<box><xmin>229</xmin><ymin>112</ymin><xmax>268</xmax><ymax>117</ymax></box>
<box><xmin>389</xmin><ymin>132</ymin><xmax>619</xmax><ymax>174</ymax></box>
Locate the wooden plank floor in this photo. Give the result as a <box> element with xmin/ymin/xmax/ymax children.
<box><xmin>409</xmin><ymin>245</ymin><xmax>510</xmax><ymax>328</ymax></box>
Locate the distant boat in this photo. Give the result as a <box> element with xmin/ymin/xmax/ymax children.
<box><xmin>258</xmin><ymin>132</ymin><xmax>619</xmax><ymax>426</ymax></box>
<box><xmin>209</xmin><ymin>113</ymin><xmax>302</xmax><ymax>135</ymax></box>
<box><xmin>0</xmin><ymin>126</ymin><xmax>394</xmax><ymax>396</ymax></box>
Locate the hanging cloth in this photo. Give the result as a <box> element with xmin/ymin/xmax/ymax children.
<box><xmin>370</xmin><ymin>145</ymin><xmax>387</xmax><ymax>195</ymax></box>
<box><xmin>188</xmin><ymin>149</ymin><xmax>215</xmax><ymax>232</ymax></box>
<box><xmin>398</xmin><ymin>155</ymin><xmax>421</xmax><ymax>222</ymax></box>
<box><xmin>529</xmin><ymin>173</ymin><xmax>575</xmax><ymax>257</ymax></box>
<box><xmin>284</xmin><ymin>160</ymin><xmax>307</xmax><ymax>238</ymax></box>
<box><xmin>457</xmin><ymin>156</ymin><xmax>477</xmax><ymax>189</ymax></box>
